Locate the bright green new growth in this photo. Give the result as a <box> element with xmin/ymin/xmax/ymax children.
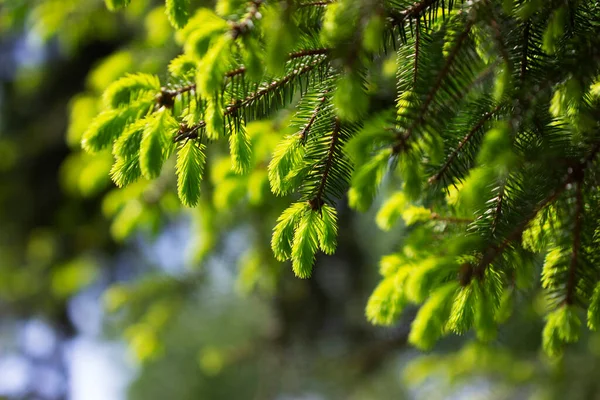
<box><xmin>176</xmin><ymin>140</ymin><xmax>206</xmax><ymax>207</ymax></box>
<box><xmin>83</xmin><ymin>0</ymin><xmax>600</xmax><ymax>358</ymax></box>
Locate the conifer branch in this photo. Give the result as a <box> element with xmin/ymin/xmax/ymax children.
<box><xmin>490</xmin><ymin>183</ymin><xmax>505</xmax><ymax>236</ymax></box>
<box><xmin>161</xmin><ymin>49</ymin><xmax>330</xmax><ymax>110</ymax></box>
<box><xmin>469</xmin><ymin>143</ymin><xmax>600</xmax><ymax>282</ymax></box>
<box><xmin>414</xmin><ymin>17</ymin><xmax>420</xmax><ymax>85</ymax></box>
<box><xmin>428</xmin><ymin>105</ymin><xmax>501</xmax><ymax>184</ymax></box>
<box><xmin>565</xmin><ymin>180</ymin><xmax>583</xmax><ymax>305</ymax></box>
<box><xmin>173</xmin><ymin>56</ymin><xmax>328</xmax><ymax>142</ymax></box>
<box><xmin>389</xmin><ymin>0</ymin><xmax>440</xmax><ymax>25</ymax></box>
<box><xmin>430</xmin><ymin>212</ymin><xmax>472</xmax><ymax>224</ymax></box>
<box><xmin>489</xmin><ymin>17</ymin><xmax>510</xmax><ymax>66</ymax></box>
<box><xmin>298</xmin><ymin>0</ymin><xmax>334</xmax><ymax>7</ymax></box>
<box><xmin>299</xmin><ymin>91</ymin><xmax>329</xmax><ymax>142</ymax></box>
<box><xmin>310</xmin><ymin>117</ymin><xmax>340</xmax><ymax>210</ymax></box>
<box><xmin>230</xmin><ymin>0</ymin><xmax>264</xmax><ymax>39</ymax></box>
<box><xmin>393</xmin><ymin>19</ymin><xmax>474</xmax><ymax>153</ymax></box>
<box><xmin>225</xmin><ymin>57</ymin><xmax>327</xmax><ymax>116</ymax></box>
<box><xmin>520</xmin><ymin>22</ymin><xmax>530</xmax><ymax>83</ymax></box>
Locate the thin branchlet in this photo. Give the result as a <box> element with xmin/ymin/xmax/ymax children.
<box><xmin>565</xmin><ymin>179</ymin><xmax>584</xmax><ymax>305</ymax></box>
<box><xmin>469</xmin><ymin>142</ymin><xmax>600</xmax><ymax>283</ymax></box>
<box><xmin>393</xmin><ymin>19</ymin><xmax>475</xmax><ymax>153</ymax></box>
<box><xmin>429</xmin><ymin>105</ymin><xmax>501</xmax><ymax>184</ymax></box>
<box><xmin>173</xmin><ymin>56</ymin><xmax>329</xmax><ymax>142</ymax></box>
<box><xmin>230</xmin><ymin>0</ymin><xmax>264</xmax><ymax>40</ymax></box>
<box><xmin>310</xmin><ymin>117</ymin><xmax>340</xmax><ymax>210</ymax></box>
<box><xmin>299</xmin><ymin>91</ymin><xmax>329</xmax><ymax>142</ymax></box>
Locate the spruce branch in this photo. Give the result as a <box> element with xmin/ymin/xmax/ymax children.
<box><xmin>520</xmin><ymin>22</ymin><xmax>530</xmax><ymax>83</ymax></box>
<box><xmin>299</xmin><ymin>91</ymin><xmax>329</xmax><ymax>142</ymax></box>
<box><xmin>414</xmin><ymin>17</ymin><xmax>420</xmax><ymax>85</ymax></box>
<box><xmin>469</xmin><ymin>142</ymin><xmax>600</xmax><ymax>283</ymax></box>
<box><xmin>490</xmin><ymin>182</ymin><xmax>505</xmax><ymax>236</ymax></box>
<box><xmin>160</xmin><ymin>49</ymin><xmax>330</xmax><ymax>111</ymax></box>
<box><xmin>298</xmin><ymin>1</ymin><xmax>334</xmax><ymax>7</ymax></box>
<box><xmin>393</xmin><ymin>19</ymin><xmax>474</xmax><ymax>154</ymax></box>
<box><xmin>388</xmin><ymin>0</ymin><xmax>440</xmax><ymax>26</ymax></box>
<box><xmin>428</xmin><ymin>105</ymin><xmax>501</xmax><ymax>184</ymax></box>
<box><xmin>566</xmin><ymin>180</ymin><xmax>584</xmax><ymax>305</ymax></box>
<box><xmin>430</xmin><ymin>212</ymin><xmax>472</xmax><ymax>224</ymax></box>
<box><xmin>230</xmin><ymin>0</ymin><xmax>264</xmax><ymax>39</ymax></box>
<box><xmin>310</xmin><ymin>117</ymin><xmax>341</xmax><ymax>211</ymax></box>
<box><xmin>173</xmin><ymin>56</ymin><xmax>329</xmax><ymax>142</ymax></box>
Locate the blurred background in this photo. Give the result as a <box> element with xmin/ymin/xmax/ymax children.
<box><xmin>2</xmin><ymin>0</ymin><xmax>600</xmax><ymax>399</ymax></box>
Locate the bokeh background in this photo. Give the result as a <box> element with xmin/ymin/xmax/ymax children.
<box><xmin>2</xmin><ymin>1</ymin><xmax>600</xmax><ymax>399</ymax></box>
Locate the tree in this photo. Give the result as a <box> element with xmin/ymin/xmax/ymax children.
<box><xmin>2</xmin><ymin>0</ymin><xmax>600</xmax><ymax>398</ymax></box>
<box><xmin>81</xmin><ymin>0</ymin><xmax>600</xmax><ymax>357</ymax></box>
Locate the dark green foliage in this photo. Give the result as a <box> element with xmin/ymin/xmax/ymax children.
<box><xmin>86</xmin><ymin>0</ymin><xmax>600</xmax><ymax>357</ymax></box>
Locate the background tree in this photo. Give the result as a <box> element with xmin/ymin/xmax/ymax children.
<box><xmin>1</xmin><ymin>0</ymin><xmax>600</xmax><ymax>399</ymax></box>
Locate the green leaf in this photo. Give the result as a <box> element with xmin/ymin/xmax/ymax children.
<box><xmin>176</xmin><ymin>140</ymin><xmax>206</xmax><ymax>207</ymax></box>
<box><xmin>291</xmin><ymin>210</ymin><xmax>320</xmax><ymax>278</ymax></box>
<box><xmin>139</xmin><ymin>109</ymin><xmax>178</xmax><ymax>179</ymax></box>
<box><xmin>271</xmin><ymin>202</ymin><xmax>307</xmax><ymax>262</ymax></box>
<box><xmin>165</xmin><ymin>0</ymin><xmax>190</xmax><ymax>29</ymax></box>
<box><xmin>229</xmin><ymin>124</ymin><xmax>252</xmax><ymax>174</ymax></box>
<box><xmin>316</xmin><ymin>204</ymin><xmax>338</xmax><ymax>255</ymax></box>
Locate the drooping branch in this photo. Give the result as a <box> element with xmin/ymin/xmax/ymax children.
<box><xmin>310</xmin><ymin>117</ymin><xmax>341</xmax><ymax>210</ymax></box>
<box><xmin>428</xmin><ymin>105</ymin><xmax>501</xmax><ymax>184</ymax></box>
